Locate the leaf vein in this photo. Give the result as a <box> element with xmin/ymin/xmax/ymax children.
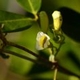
<box><xmin>28</xmin><ymin>0</ymin><xmax>36</xmax><ymax>15</ymax></box>
<box><xmin>0</xmin><ymin>18</ymin><xmax>33</xmax><ymax>23</ymax></box>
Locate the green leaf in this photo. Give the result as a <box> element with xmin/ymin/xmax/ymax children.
<box><xmin>17</xmin><ymin>0</ymin><xmax>42</xmax><ymax>15</ymax></box>
<box><xmin>39</xmin><ymin>11</ymin><xmax>49</xmax><ymax>33</ymax></box>
<box><xmin>0</xmin><ymin>10</ymin><xmax>34</xmax><ymax>32</ymax></box>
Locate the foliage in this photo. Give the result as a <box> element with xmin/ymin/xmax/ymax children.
<box><xmin>0</xmin><ymin>0</ymin><xmax>80</xmax><ymax>80</ymax></box>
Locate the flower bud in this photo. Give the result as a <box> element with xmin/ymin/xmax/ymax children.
<box><xmin>49</xmin><ymin>54</ymin><xmax>55</xmax><ymax>63</ymax></box>
<box><xmin>52</xmin><ymin>11</ymin><xmax>62</xmax><ymax>31</ymax></box>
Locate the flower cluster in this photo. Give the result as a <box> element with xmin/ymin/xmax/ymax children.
<box><xmin>36</xmin><ymin>31</ymin><xmax>55</xmax><ymax>63</ymax></box>
<box><xmin>36</xmin><ymin>10</ymin><xmax>62</xmax><ymax>63</ymax></box>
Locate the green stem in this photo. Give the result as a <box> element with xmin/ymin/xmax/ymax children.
<box><xmin>55</xmin><ymin>33</ymin><xmax>65</xmax><ymax>56</ymax></box>
<box><xmin>53</xmin><ymin>68</ymin><xmax>58</xmax><ymax>80</ymax></box>
<box><xmin>55</xmin><ymin>43</ymin><xmax>62</xmax><ymax>56</ymax></box>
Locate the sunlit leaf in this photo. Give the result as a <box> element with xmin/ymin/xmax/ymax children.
<box><xmin>0</xmin><ymin>10</ymin><xmax>34</xmax><ymax>32</ymax></box>
<box><xmin>17</xmin><ymin>0</ymin><xmax>42</xmax><ymax>15</ymax></box>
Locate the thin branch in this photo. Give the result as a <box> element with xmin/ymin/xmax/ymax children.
<box><xmin>6</xmin><ymin>41</ymin><xmax>56</xmax><ymax>66</ymax></box>
<box><xmin>5</xmin><ymin>42</ymin><xmax>80</xmax><ymax>78</ymax></box>
<box><xmin>2</xmin><ymin>49</ymin><xmax>80</xmax><ymax>78</ymax></box>
<box><xmin>55</xmin><ymin>36</ymin><xmax>65</xmax><ymax>56</ymax></box>
<box><xmin>0</xmin><ymin>24</ymin><xmax>79</xmax><ymax>78</ymax></box>
<box><xmin>7</xmin><ymin>41</ymin><xmax>40</xmax><ymax>58</ymax></box>
<box><xmin>55</xmin><ymin>43</ymin><xmax>62</xmax><ymax>56</ymax></box>
<box><xmin>3</xmin><ymin>49</ymin><xmax>37</xmax><ymax>62</ymax></box>
<box><xmin>2</xmin><ymin>49</ymin><xmax>51</xmax><ymax>68</ymax></box>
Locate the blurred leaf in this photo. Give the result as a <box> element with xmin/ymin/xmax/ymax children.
<box><xmin>17</xmin><ymin>0</ymin><xmax>42</xmax><ymax>15</ymax></box>
<box><xmin>59</xmin><ymin>7</ymin><xmax>80</xmax><ymax>42</ymax></box>
<box><xmin>56</xmin><ymin>35</ymin><xmax>80</xmax><ymax>77</ymax></box>
<box><xmin>0</xmin><ymin>10</ymin><xmax>34</xmax><ymax>32</ymax></box>
<box><xmin>39</xmin><ymin>11</ymin><xmax>49</xmax><ymax>33</ymax></box>
<box><xmin>30</xmin><ymin>71</ymin><xmax>79</xmax><ymax>80</ymax></box>
<box><xmin>57</xmin><ymin>71</ymin><xmax>79</xmax><ymax>80</ymax></box>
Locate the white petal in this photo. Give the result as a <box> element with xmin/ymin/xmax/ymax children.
<box><xmin>52</xmin><ymin>11</ymin><xmax>61</xmax><ymax>19</ymax></box>
<box><xmin>36</xmin><ymin>31</ymin><xmax>50</xmax><ymax>50</ymax></box>
<box><xmin>36</xmin><ymin>31</ymin><xmax>44</xmax><ymax>41</ymax></box>
<box><xmin>36</xmin><ymin>41</ymin><xmax>44</xmax><ymax>50</ymax></box>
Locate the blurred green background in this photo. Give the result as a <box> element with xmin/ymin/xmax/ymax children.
<box><xmin>0</xmin><ymin>0</ymin><xmax>80</xmax><ymax>80</ymax></box>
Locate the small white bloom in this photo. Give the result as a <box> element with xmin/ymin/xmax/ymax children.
<box><xmin>36</xmin><ymin>31</ymin><xmax>50</xmax><ymax>50</ymax></box>
<box><xmin>52</xmin><ymin>11</ymin><xmax>62</xmax><ymax>31</ymax></box>
<box><xmin>49</xmin><ymin>54</ymin><xmax>55</xmax><ymax>63</ymax></box>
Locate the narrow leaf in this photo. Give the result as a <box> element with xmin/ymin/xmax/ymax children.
<box><xmin>0</xmin><ymin>10</ymin><xmax>34</xmax><ymax>32</ymax></box>
<box><xmin>17</xmin><ymin>0</ymin><xmax>42</xmax><ymax>15</ymax></box>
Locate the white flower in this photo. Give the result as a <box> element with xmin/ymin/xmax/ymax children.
<box><xmin>52</xmin><ymin>11</ymin><xmax>62</xmax><ymax>31</ymax></box>
<box><xmin>49</xmin><ymin>54</ymin><xmax>55</xmax><ymax>63</ymax></box>
<box><xmin>36</xmin><ymin>31</ymin><xmax>50</xmax><ymax>50</ymax></box>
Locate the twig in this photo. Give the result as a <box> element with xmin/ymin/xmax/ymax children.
<box><xmin>6</xmin><ymin>41</ymin><xmax>56</xmax><ymax>66</ymax></box>
<box><xmin>2</xmin><ymin>49</ymin><xmax>50</xmax><ymax>67</ymax></box>
<box><xmin>3</xmin><ymin>49</ymin><xmax>37</xmax><ymax>63</ymax></box>
<box><xmin>0</xmin><ymin>24</ymin><xmax>80</xmax><ymax>78</ymax></box>
<box><xmin>2</xmin><ymin>49</ymin><xmax>80</xmax><ymax>78</ymax></box>
<box><xmin>7</xmin><ymin>41</ymin><xmax>40</xmax><ymax>58</ymax></box>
